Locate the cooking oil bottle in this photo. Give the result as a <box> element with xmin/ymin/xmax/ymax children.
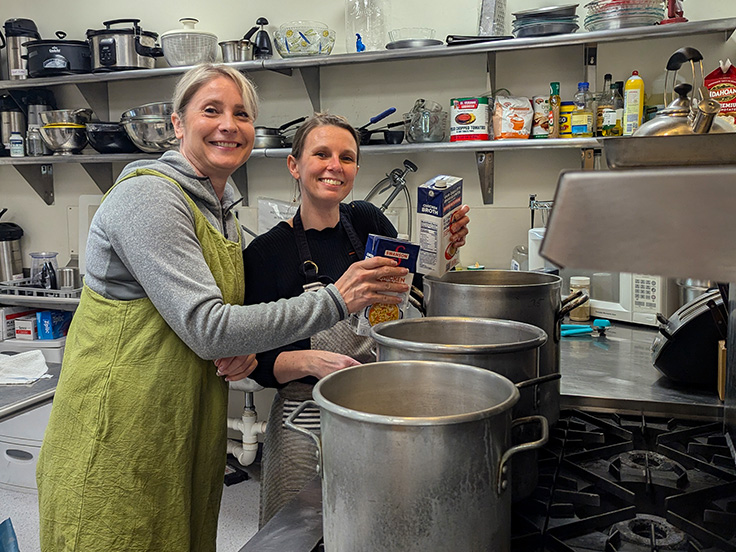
<box><xmin>596</xmin><ymin>73</ymin><xmax>613</xmax><ymax>136</ymax></box>
<box><xmin>548</xmin><ymin>81</ymin><xmax>561</xmax><ymax>138</ymax></box>
<box><xmin>623</xmin><ymin>70</ymin><xmax>645</xmax><ymax>135</ymax></box>
<box><xmin>600</xmin><ymin>81</ymin><xmax>624</xmax><ymax>136</ymax></box>
<box><xmin>571</xmin><ymin>82</ymin><xmax>594</xmax><ymax>138</ymax></box>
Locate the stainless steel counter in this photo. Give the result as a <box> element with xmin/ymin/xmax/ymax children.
<box><xmin>0</xmin><ymin>359</ymin><xmax>60</xmax><ymax>422</ymax></box>
<box><xmin>560</xmin><ymin>323</ymin><xmax>722</xmax><ymax>420</ymax></box>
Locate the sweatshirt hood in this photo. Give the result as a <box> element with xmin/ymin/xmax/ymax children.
<box><xmin>119</xmin><ymin>150</ymin><xmax>240</xmax><ymax>211</ymax></box>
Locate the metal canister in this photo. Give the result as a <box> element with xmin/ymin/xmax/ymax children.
<box><xmin>450</xmin><ymin>97</ymin><xmax>490</xmax><ymax>141</ymax></box>
<box><xmin>559</xmin><ymin>101</ymin><xmax>575</xmax><ymax>138</ymax></box>
<box><xmin>2</xmin><ymin>18</ymin><xmax>40</xmax><ymax>80</ymax></box>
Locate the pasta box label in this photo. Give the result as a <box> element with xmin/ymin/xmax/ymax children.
<box><xmin>417</xmin><ymin>175</ymin><xmax>463</xmax><ymax>277</ymax></box>
<box><xmin>350</xmin><ymin>234</ymin><xmax>419</xmax><ymax>336</ymax></box>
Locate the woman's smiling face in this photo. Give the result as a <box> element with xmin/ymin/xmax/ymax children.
<box><xmin>287</xmin><ymin>125</ymin><xmax>359</xmax><ymax>211</ymax></box>
<box><xmin>173</xmin><ymin>75</ymin><xmax>255</xmax><ymax>186</ymax></box>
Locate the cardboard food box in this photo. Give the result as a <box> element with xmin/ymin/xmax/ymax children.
<box><xmin>14</xmin><ymin>315</ymin><xmax>38</xmax><ymax>340</ymax></box>
<box><xmin>36</xmin><ymin>310</ymin><xmax>73</xmax><ymax>340</ymax></box>
<box><xmin>417</xmin><ymin>175</ymin><xmax>463</xmax><ymax>277</ymax></box>
<box><xmin>0</xmin><ymin>307</ymin><xmax>39</xmax><ymax>341</ymax></box>
<box><xmin>351</xmin><ymin>234</ymin><xmax>420</xmax><ymax>336</ymax></box>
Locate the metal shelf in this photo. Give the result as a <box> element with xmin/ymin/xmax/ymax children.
<box><xmin>0</xmin><ymin>294</ymin><xmax>79</xmax><ymax>312</ymax></box>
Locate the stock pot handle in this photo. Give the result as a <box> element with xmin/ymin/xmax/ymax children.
<box><xmin>497</xmin><ymin>415</ymin><xmax>548</xmax><ymax>495</ymax></box>
<box><xmin>284</xmin><ymin>399</ymin><xmax>323</xmax><ymax>477</ymax></box>
<box><xmin>558</xmin><ymin>290</ymin><xmax>589</xmax><ymax>320</ymax></box>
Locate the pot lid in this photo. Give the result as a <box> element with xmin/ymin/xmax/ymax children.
<box><xmin>3</xmin><ymin>18</ymin><xmax>40</xmax><ymax>38</ymax></box>
<box><xmin>161</xmin><ymin>18</ymin><xmax>216</xmax><ymax>39</ymax></box>
<box><xmin>23</xmin><ymin>31</ymin><xmax>89</xmax><ymax>47</ymax></box>
<box><xmin>86</xmin><ymin>18</ymin><xmax>158</xmax><ymax>39</ymax></box>
<box><xmin>0</xmin><ymin>222</ymin><xmax>23</xmax><ymax>241</ymax></box>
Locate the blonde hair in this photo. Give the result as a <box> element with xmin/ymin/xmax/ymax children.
<box><xmin>172</xmin><ymin>63</ymin><xmax>258</xmax><ymax>123</ymax></box>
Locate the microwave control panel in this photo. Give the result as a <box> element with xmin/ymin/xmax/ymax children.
<box><xmin>632</xmin><ymin>274</ymin><xmax>660</xmax><ymax>312</ymax></box>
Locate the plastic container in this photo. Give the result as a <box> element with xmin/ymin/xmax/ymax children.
<box><xmin>571</xmin><ymin>82</ymin><xmax>594</xmax><ymax>137</ymax></box>
<box><xmin>569</xmin><ymin>276</ymin><xmax>591</xmax><ymax>322</ymax></box>
<box><xmin>9</xmin><ymin>131</ymin><xmax>24</xmax><ymax>157</ymax></box>
<box><xmin>345</xmin><ymin>0</ymin><xmax>389</xmax><ymax>52</ymax></box>
<box><xmin>160</xmin><ymin>18</ymin><xmax>217</xmax><ymax>67</ymax></box>
<box><xmin>623</xmin><ymin>70</ymin><xmax>645</xmax><ymax>135</ymax></box>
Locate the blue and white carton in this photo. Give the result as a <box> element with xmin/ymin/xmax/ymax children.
<box><xmin>351</xmin><ymin>234</ymin><xmax>420</xmax><ymax>336</ymax></box>
<box><xmin>417</xmin><ymin>175</ymin><xmax>463</xmax><ymax>277</ymax></box>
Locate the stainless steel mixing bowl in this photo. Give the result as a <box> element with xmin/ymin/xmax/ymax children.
<box><xmin>40</xmin><ymin>108</ymin><xmax>94</xmax><ymax>126</ymax></box>
<box><xmin>120</xmin><ymin>102</ymin><xmax>174</xmax><ymax>121</ymax></box>
<box><xmin>39</xmin><ymin>125</ymin><xmax>88</xmax><ymax>155</ymax></box>
<box><xmin>121</xmin><ymin>116</ymin><xmax>178</xmax><ymax>153</ymax></box>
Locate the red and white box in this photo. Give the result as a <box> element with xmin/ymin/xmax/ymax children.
<box><xmin>1</xmin><ymin>307</ymin><xmax>39</xmax><ymax>341</ymax></box>
<box><xmin>14</xmin><ymin>315</ymin><xmax>38</xmax><ymax>340</ymax></box>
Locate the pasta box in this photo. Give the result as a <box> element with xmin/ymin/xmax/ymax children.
<box><xmin>417</xmin><ymin>175</ymin><xmax>463</xmax><ymax>277</ymax></box>
<box><xmin>36</xmin><ymin>310</ymin><xmax>73</xmax><ymax>340</ymax></box>
<box><xmin>0</xmin><ymin>307</ymin><xmax>39</xmax><ymax>341</ymax></box>
<box><xmin>351</xmin><ymin>234</ymin><xmax>419</xmax><ymax>336</ymax></box>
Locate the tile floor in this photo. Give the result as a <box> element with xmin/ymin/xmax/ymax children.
<box><xmin>0</xmin><ymin>462</ymin><xmax>261</xmax><ymax>552</ymax></box>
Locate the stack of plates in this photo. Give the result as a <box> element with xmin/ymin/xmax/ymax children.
<box><xmin>584</xmin><ymin>0</ymin><xmax>665</xmax><ymax>31</ymax></box>
<box><xmin>512</xmin><ymin>4</ymin><xmax>580</xmax><ymax>38</ymax></box>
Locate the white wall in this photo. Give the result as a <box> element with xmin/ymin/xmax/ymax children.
<box><xmin>1</xmin><ymin>0</ymin><xmax>735</xmax><ymax>272</ymax></box>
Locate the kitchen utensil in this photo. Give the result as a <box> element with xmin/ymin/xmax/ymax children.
<box><xmin>273</xmin><ymin>21</ymin><xmax>336</xmax><ymax>58</ymax></box>
<box><xmin>388</xmin><ymin>27</ymin><xmax>436</xmax><ymax>42</ymax></box>
<box><xmin>120</xmin><ymin>101</ymin><xmax>173</xmax><ymax>120</ymax></box>
<box><xmin>382</xmin><ymin>128</ymin><xmax>404</xmax><ymax>144</ymax></box>
<box><xmin>651</xmin><ymin>289</ymin><xmax>723</xmax><ymax>386</ymax></box>
<box><xmin>0</xmin><ymin>209</ymin><xmax>23</xmax><ymax>282</ymax></box>
<box><xmin>356</xmin><ymin>107</ymin><xmax>396</xmax><ymax>144</ymax></box>
<box><xmin>160</xmin><ymin>18</ymin><xmax>217</xmax><ymax>67</ymax></box>
<box><xmin>219</xmin><ymin>39</ymin><xmax>253</xmax><ymax>62</ymax></box>
<box><xmin>385</xmin><ymin>38</ymin><xmax>444</xmax><ymax>49</ymax></box>
<box><xmin>661</xmin><ymin>0</ymin><xmax>688</xmax><ymax>24</ymax></box>
<box><xmin>86</xmin><ymin>19</ymin><xmax>163</xmax><ymax>72</ymax></box>
<box><xmin>39</xmin><ymin>125</ymin><xmax>88</xmax><ymax>155</ymax></box>
<box><xmin>285</xmin><ymin>360</ymin><xmax>548</xmax><ymax>551</ymax></box>
<box><xmin>29</xmin><ymin>252</ymin><xmax>58</xmax><ymax>289</ymax></box>
<box><xmin>358</xmin><ymin>119</ymin><xmax>404</xmax><ymax>145</ymax></box>
<box><xmin>1</xmin><ymin>18</ymin><xmax>40</xmax><ymax>80</ymax></box>
<box><xmin>85</xmin><ymin>122</ymin><xmax>140</xmax><ymax>154</ymax></box>
<box><xmin>40</xmin><ymin>108</ymin><xmax>94</xmax><ymax>126</ymax></box>
<box><xmin>253</xmin><ymin>116</ymin><xmax>307</xmax><ymax>149</ymax></box>
<box><xmin>243</xmin><ymin>17</ymin><xmax>272</xmax><ymax>60</ymax></box>
<box><xmin>58</xmin><ymin>266</ymin><xmax>81</xmax><ymax>290</ymax></box>
<box><xmin>0</xmin><ymin>95</ymin><xmax>26</xmax><ymax>155</ymax></box>
<box><xmin>513</xmin><ymin>4</ymin><xmax>579</xmax><ymax>18</ymax></box>
<box><xmin>479</xmin><ymin>0</ymin><xmax>508</xmax><ymax>36</ymax></box>
<box><xmin>422</xmin><ymin>270</ymin><xmax>589</xmax><ymax>425</ymax></box>
<box><xmin>121</xmin><ymin>116</ymin><xmax>177</xmax><ymax>153</ymax></box>
<box><xmin>370</xmin><ymin>316</ymin><xmax>549</xmax><ymax>501</ymax></box>
<box><xmin>560</xmin><ymin>318</ymin><xmax>611</xmax><ymax>336</ymax></box>
<box><xmin>402</xmin><ymin>99</ymin><xmax>448</xmax><ymax>142</ymax></box>
<box><xmin>23</xmin><ymin>31</ymin><xmax>93</xmax><ymax>77</ymax></box>
<box><xmin>446</xmin><ymin>34</ymin><xmax>513</xmax><ymax>46</ymax></box>
<box><xmin>603</xmin><ymin>133</ymin><xmax>736</xmax><ymax>168</ymax></box>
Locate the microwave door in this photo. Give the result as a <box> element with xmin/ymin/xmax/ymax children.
<box><xmin>589</xmin><ymin>272</ymin><xmax>634</xmax><ymax>323</ymax></box>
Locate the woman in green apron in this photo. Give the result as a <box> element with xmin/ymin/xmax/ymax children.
<box><xmin>242</xmin><ymin>113</ymin><xmax>471</xmax><ymax>526</ymax></box>
<box><xmin>36</xmin><ymin>66</ymin><xmax>410</xmax><ymax>552</ymax></box>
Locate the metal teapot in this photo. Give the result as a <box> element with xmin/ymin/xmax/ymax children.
<box><xmin>635</xmin><ymin>47</ymin><xmax>734</xmax><ymax>136</ymax></box>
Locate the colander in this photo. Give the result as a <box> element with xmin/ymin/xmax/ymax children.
<box><xmin>160</xmin><ymin>18</ymin><xmax>218</xmax><ymax>67</ymax></box>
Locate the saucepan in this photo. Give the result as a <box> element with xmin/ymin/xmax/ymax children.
<box><xmin>254</xmin><ymin>116</ymin><xmax>307</xmax><ymax>149</ymax></box>
<box><xmin>356</xmin><ymin>107</ymin><xmax>399</xmax><ymax>145</ymax></box>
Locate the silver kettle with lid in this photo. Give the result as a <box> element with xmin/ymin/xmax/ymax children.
<box><xmin>635</xmin><ymin>46</ymin><xmax>735</xmax><ymax>136</ymax></box>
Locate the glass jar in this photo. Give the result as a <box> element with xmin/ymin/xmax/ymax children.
<box><xmin>345</xmin><ymin>0</ymin><xmax>388</xmax><ymax>52</ymax></box>
<box><xmin>569</xmin><ymin>276</ymin><xmax>590</xmax><ymax>322</ymax></box>
<box><xmin>26</xmin><ymin>126</ymin><xmax>47</xmax><ymax>156</ymax></box>
<box><xmin>30</xmin><ymin>251</ymin><xmax>59</xmax><ymax>289</ymax></box>
<box><xmin>510</xmin><ymin>245</ymin><xmax>528</xmax><ymax>271</ymax></box>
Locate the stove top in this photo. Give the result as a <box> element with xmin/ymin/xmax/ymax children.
<box><xmin>511</xmin><ymin>410</ymin><xmax>736</xmax><ymax>552</ymax></box>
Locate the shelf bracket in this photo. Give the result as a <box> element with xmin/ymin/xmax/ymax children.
<box><xmin>581</xmin><ymin>148</ymin><xmax>596</xmax><ymax>170</ymax></box>
<box><xmin>76</xmin><ymin>81</ymin><xmax>110</xmax><ymax>121</ymax></box>
<box><xmin>13</xmin><ymin>163</ymin><xmax>54</xmax><ymax>205</ymax></box>
<box><xmin>476</xmin><ymin>151</ymin><xmax>494</xmax><ymax>205</ymax></box>
<box><xmin>231</xmin><ymin>163</ymin><xmax>249</xmax><ymax>206</ymax></box>
<box><xmin>81</xmin><ymin>163</ymin><xmax>115</xmax><ymax>193</ymax></box>
<box><xmin>266</xmin><ymin>67</ymin><xmax>293</xmax><ymax>77</ymax></box>
<box><xmin>298</xmin><ymin>66</ymin><xmax>321</xmax><ymax>112</ymax></box>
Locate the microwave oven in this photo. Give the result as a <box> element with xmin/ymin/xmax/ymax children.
<box><xmin>559</xmin><ymin>269</ymin><xmax>680</xmax><ymax>327</ymax></box>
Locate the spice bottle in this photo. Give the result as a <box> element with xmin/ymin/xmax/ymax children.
<box><xmin>9</xmin><ymin>131</ymin><xmax>24</xmax><ymax>158</ymax></box>
<box><xmin>569</xmin><ymin>276</ymin><xmax>591</xmax><ymax>322</ymax></box>
<box><xmin>548</xmin><ymin>81</ymin><xmax>561</xmax><ymax>138</ymax></box>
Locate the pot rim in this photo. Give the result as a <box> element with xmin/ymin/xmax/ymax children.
<box><xmin>312</xmin><ymin>360</ymin><xmax>520</xmax><ymax>426</ymax></box>
<box><xmin>424</xmin><ymin>268</ymin><xmax>562</xmax><ymax>289</ymax></box>
<box><xmin>370</xmin><ymin>316</ymin><xmax>548</xmax><ymax>353</ymax></box>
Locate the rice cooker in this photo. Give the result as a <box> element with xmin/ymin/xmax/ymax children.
<box><xmin>86</xmin><ymin>19</ymin><xmax>163</xmax><ymax>71</ymax></box>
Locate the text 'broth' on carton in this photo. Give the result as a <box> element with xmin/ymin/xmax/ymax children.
<box><xmin>417</xmin><ymin>175</ymin><xmax>463</xmax><ymax>277</ymax></box>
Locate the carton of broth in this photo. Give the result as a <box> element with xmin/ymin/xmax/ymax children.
<box><xmin>417</xmin><ymin>175</ymin><xmax>463</xmax><ymax>277</ymax></box>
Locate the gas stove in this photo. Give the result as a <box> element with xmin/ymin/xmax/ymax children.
<box><xmin>511</xmin><ymin>409</ymin><xmax>736</xmax><ymax>552</ymax></box>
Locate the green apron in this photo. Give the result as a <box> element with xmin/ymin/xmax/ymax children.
<box><xmin>37</xmin><ymin>169</ymin><xmax>244</xmax><ymax>552</ymax></box>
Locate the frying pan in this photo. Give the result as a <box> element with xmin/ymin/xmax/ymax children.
<box><xmin>254</xmin><ymin>116</ymin><xmax>306</xmax><ymax>149</ymax></box>
<box><xmin>356</xmin><ymin>108</ymin><xmax>396</xmax><ymax>145</ymax></box>
<box><xmin>360</xmin><ymin>120</ymin><xmax>405</xmax><ymax>145</ymax></box>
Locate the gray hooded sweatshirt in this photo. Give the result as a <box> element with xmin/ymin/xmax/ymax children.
<box><xmin>84</xmin><ymin>151</ymin><xmax>347</xmax><ymax>360</ymax></box>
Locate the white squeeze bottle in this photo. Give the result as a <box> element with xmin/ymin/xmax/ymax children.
<box><xmin>623</xmin><ymin>70</ymin><xmax>645</xmax><ymax>135</ymax></box>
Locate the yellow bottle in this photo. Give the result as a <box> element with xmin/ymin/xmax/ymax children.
<box><xmin>623</xmin><ymin>70</ymin><xmax>645</xmax><ymax>136</ymax></box>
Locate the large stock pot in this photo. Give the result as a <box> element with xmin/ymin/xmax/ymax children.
<box><xmin>370</xmin><ymin>316</ymin><xmax>548</xmax><ymax>501</ymax></box>
<box><xmin>422</xmin><ymin>270</ymin><xmax>588</xmax><ymax>425</ymax></box>
<box><xmin>286</xmin><ymin>360</ymin><xmax>548</xmax><ymax>552</ymax></box>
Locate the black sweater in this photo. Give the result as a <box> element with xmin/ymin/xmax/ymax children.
<box><xmin>243</xmin><ymin>201</ymin><xmax>397</xmax><ymax>388</ymax></box>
